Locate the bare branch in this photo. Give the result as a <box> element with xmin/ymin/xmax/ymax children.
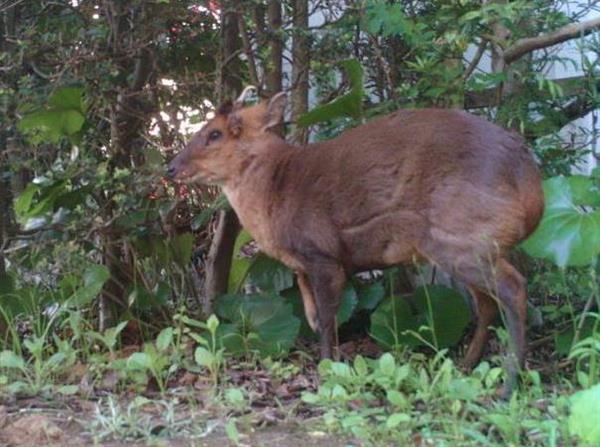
<box><xmin>463</xmin><ymin>39</ymin><xmax>488</xmax><ymax>80</ymax></box>
<box><xmin>237</xmin><ymin>14</ymin><xmax>261</xmax><ymax>88</ymax></box>
<box><xmin>525</xmin><ymin>95</ymin><xmax>599</xmax><ymax>139</ymax></box>
<box><xmin>504</xmin><ymin>16</ymin><xmax>600</xmax><ymax>65</ymax></box>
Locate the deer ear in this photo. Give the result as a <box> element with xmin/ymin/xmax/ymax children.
<box><xmin>228</xmin><ymin>113</ymin><xmax>243</xmax><ymax>137</ymax></box>
<box><xmin>262</xmin><ymin>92</ymin><xmax>287</xmax><ymax>132</ymax></box>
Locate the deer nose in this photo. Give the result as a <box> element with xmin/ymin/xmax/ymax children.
<box><xmin>166</xmin><ymin>165</ymin><xmax>177</xmax><ymax>180</ymax></box>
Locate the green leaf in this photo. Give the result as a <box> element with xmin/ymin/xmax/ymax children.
<box><xmin>555</xmin><ymin>315</ymin><xmax>599</xmax><ymax>356</ymax></box>
<box><xmin>215</xmin><ymin>293</ymin><xmax>300</xmax><ymax>357</ymax></box>
<box><xmin>298</xmin><ymin>59</ymin><xmax>363</xmax><ymax>127</ymax></box>
<box><xmin>0</xmin><ymin>350</ymin><xmax>26</xmax><ymax>370</ymax></box>
<box><xmin>14</xmin><ymin>184</ymin><xmax>39</xmax><ymax>219</ymax></box>
<box><xmin>228</xmin><ymin>230</ymin><xmax>255</xmax><ymax>293</ymax></box>
<box><xmin>170</xmin><ymin>232</ymin><xmax>194</xmax><ymax>266</ymax></box>
<box><xmin>447</xmin><ymin>378</ymin><xmax>481</xmax><ymax>401</ymax></box>
<box><xmin>19</xmin><ymin>109</ymin><xmax>84</xmax><ymax>142</ymax></box>
<box><xmin>387</xmin><ymin>390</ymin><xmax>407</xmax><ymax>407</ymax></box>
<box><xmin>370</xmin><ymin>285</ymin><xmax>470</xmax><ymax>350</ymax></box>
<box><xmin>386</xmin><ymin>412</ymin><xmax>410</xmax><ymax>428</ymax></box>
<box><xmin>194</xmin><ymin>347</ymin><xmax>215</xmax><ymax>367</ymax></box>
<box><xmin>48</xmin><ymin>86</ymin><xmax>86</xmax><ymax>112</ymax></box>
<box><xmin>353</xmin><ymin>355</ymin><xmax>368</xmax><ymax>376</ymax></box>
<box><xmin>57</xmin><ymin>385</ymin><xmax>79</xmax><ymax>395</ymax></box>
<box><xmin>356</xmin><ymin>281</ymin><xmax>385</xmax><ymax>310</ymax></box>
<box><xmin>225</xmin><ymin>420</ymin><xmax>240</xmax><ymax>445</ymax></box>
<box><xmin>18</xmin><ymin>86</ymin><xmax>86</xmax><ymax>143</ymax></box>
<box><xmin>379</xmin><ymin>353</ymin><xmax>396</xmax><ymax>375</ymax></box>
<box><xmin>70</xmin><ymin>264</ymin><xmax>110</xmax><ymax>306</ymax></box>
<box><xmin>206</xmin><ymin>314</ymin><xmax>220</xmax><ymax>334</ymax></box>
<box><xmin>300</xmin><ymin>392</ymin><xmax>320</xmax><ymax>404</ymax></box>
<box><xmin>522</xmin><ymin>176</ymin><xmax>600</xmax><ymax>267</ymax></box>
<box><xmin>156</xmin><ymin>327</ymin><xmax>173</xmax><ymax>351</ymax></box>
<box><xmin>245</xmin><ymin>255</ymin><xmax>294</xmax><ymax>293</ymax></box>
<box><xmin>364</xmin><ymin>3</ymin><xmax>410</xmax><ymax>38</ymax></box>
<box><xmin>127</xmin><ymin>352</ymin><xmax>153</xmax><ymax>370</ymax></box>
<box><xmin>568</xmin><ymin>383</ymin><xmax>600</xmax><ymax>445</ymax></box>
<box><xmin>337</xmin><ymin>284</ymin><xmax>358</xmax><ymax>326</ymax></box>
<box><xmin>225</xmin><ymin>388</ymin><xmax>246</xmax><ymax>409</ymax></box>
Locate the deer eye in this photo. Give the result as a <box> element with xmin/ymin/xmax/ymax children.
<box><xmin>207</xmin><ymin>130</ymin><xmax>222</xmax><ymax>144</ymax></box>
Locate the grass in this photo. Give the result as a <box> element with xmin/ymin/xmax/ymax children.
<box><xmin>1</xmin><ymin>262</ymin><xmax>599</xmax><ymax>446</ymax></box>
<box><xmin>0</xmin><ymin>314</ymin><xmax>596</xmax><ymax>446</ymax></box>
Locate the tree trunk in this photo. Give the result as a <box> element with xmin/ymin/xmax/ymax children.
<box><xmin>202</xmin><ymin>0</ymin><xmax>244</xmax><ymax>314</ymax></box>
<box><xmin>265</xmin><ymin>0</ymin><xmax>283</xmax><ymax>97</ymax></box>
<box><xmin>0</xmin><ymin>2</ymin><xmax>19</xmax><ymax>337</ymax></box>
<box><xmin>218</xmin><ymin>0</ymin><xmax>242</xmax><ymax>100</ymax></box>
<box><xmin>98</xmin><ymin>1</ymin><xmax>156</xmax><ymax>329</ymax></box>
<box><xmin>290</xmin><ymin>0</ymin><xmax>310</xmax><ymax>145</ymax></box>
<box><xmin>203</xmin><ymin>210</ymin><xmax>240</xmax><ymax>314</ymax></box>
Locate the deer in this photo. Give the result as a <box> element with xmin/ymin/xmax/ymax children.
<box><xmin>167</xmin><ymin>90</ymin><xmax>545</xmax><ymax>396</ymax></box>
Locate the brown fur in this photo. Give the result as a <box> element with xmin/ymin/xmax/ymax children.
<box><xmin>168</xmin><ymin>94</ymin><xmax>545</xmax><ymax>394</ymax></box>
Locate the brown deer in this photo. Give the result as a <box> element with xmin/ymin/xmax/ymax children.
<box><xmin>167</xmin><ymin>92</ymin><xmax>544</xmax><ymax>395</ymax></box>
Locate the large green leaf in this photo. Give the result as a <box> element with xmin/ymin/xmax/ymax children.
<box><xmin>554</xmin><ymin>315</ymin><xmax>599</xmax><ymax>356</ymax></box>
<box><xmin>48</xmin><ymin>86</ymin><xmax>87</xmax><ymax>113</ymax></box>
<box><xmin>14</xmin><ymin>184</ymin><xmax>39</xmax><ymax>219</ymax></box>
<box><xmin>370</xmin><ymin>285</ymin><xmax>470</xmax><ymax>350</ymax></box>
<box><xmin>228</xmin><ymin>230</ymin><xmax>254</xmax><ymax>293</ymax></box>
<box><xmin>522</xmin><ymin>175</ymin><xmax>600</xmax><ymax>267</ymax></box>
<box><xmin>297</xmin><ymin>59</ymin><xmax>364</xmax><ymax>127</ymax></box>
<box><xmin>356</xmin><ymin>281</ymin><xmax>386</xmax><ymax>310</ymax></box>
<box><xmin>364</xmin><ymin>2</ymin><xmax>410</xmax><ymax>37</ymax></box>
<box><xmin>228</xmin><ymin>232</ymin><xmax>295</xmax><ymax>294</ymax></box>
<box><xmin>70</xmin><ymin>264</ymin><xmax>110</xmax><ymax>306</ymax></box>
<box><xmin>18</xmin><ymin>86</ymin><xmax>86</xmax><ymax>143</ymax></box>
<box><xmin>337</xmin><ymin>284</ymin><xmax>358</xmax><ymax>325</ymax></box>
<box><xmin>245</xmin><ymin>255</ymin><xmax>294</xmax><ymax>293</ymax></box>
<box><xmin>282</xmin><ymin>282</ymin><xmax>359</xmax><ymax>337</ymax></box>
<box><xmin>215</xmin><ymin>293</ymin><xmax>300</xmax><ymax>357</ymax></box>
<box><xmin>169</xmin><ymin>232</ymin><xmax>194</xmax><ymax>266</ymax></box>
<box><xmin>568</xmin><ymin>383</ymin><xmax>600</xmax><ymax>445</ymax></box>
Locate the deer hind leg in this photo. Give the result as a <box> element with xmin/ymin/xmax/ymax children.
<box><xmin>457</xmin><ymin>258</ymin><xmax>527</xmax><ymax>396</ymax></box>
<box><xmin>462</xmin><ymin>288</ymin><xmax>498</xmax><ymax>369</ymax></box>
<box><xmin>491</xmin><ymin>258</ymin><xmax>528</xmax><ymax>396</ymax></box>
<box><xmin>421</xmin><ymin>239</ymin><xmax>528</xmax><ymax>396</ymax></box>
<box><xmin>296</xmin><ymin>272</ymin><xmax>319</xmax><ymax>333</ymax></box>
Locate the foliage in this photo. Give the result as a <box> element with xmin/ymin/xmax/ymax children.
<box><xmin>215</xmin><ymin>293</ymin><xmax>300</xmax><ymax>358</ymax></box>
<box><xmin>301</xmin><ymin>352</ymin><xmax>568</xmax><ymax>445</ymax></box>
<box><xmin>568</xmin><ymin>383</ymin><xmax>600</xmax><ymax>445</ymax></box>
<box><xmin>18</xmin><ymin>86</ymin><xmax>87</xmax><ymax>144</ymax></box>
<box><xmin>191</xmin><ymin>314</ymin><xmax>226</xmax><ymax>387</ymax></box>
<box><xmin>1</xmin><ymin>1</ymin><xmax>600</xmax><ymax>444</ymax></box>
<box><xmin>370</xmin><ymin>285</ymin><xmax>471</xmax><ymax>351</ymax></box>
<box><xmin>297</xmin><ymin>59</ymin><xmax>364</xmax><ymax>127</ymax></box>
<box><xmin>523</xmin><ymin>174</ymin><xmax>600</xmax><ymax>267</ymax></box>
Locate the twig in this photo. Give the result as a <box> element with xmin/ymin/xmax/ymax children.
<box><xmin>463</xmin><ymin>39</ymin><xmax>488</xmax><ymax>80</ymax></box>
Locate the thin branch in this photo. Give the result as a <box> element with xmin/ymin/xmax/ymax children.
<box><xmin>221</xmin><ymin>48</ymin><xmax>243</xmax><ymax>71</ymax></box>
<box><xmin>504</xmin><ymin>16</ymin><xmax>600</xmax><ymax>64</ymax></box>
<box><xmin>524</xmin><ymin>95</ymin><xmax>598</xmax><ymax>139</ymax></box>
<box><xmin>463</xmin><ymin>39</ymin><xmax>488</xmax><ymax>80</ymax></box>
<box><xmin>237</xmin><ymin>13</ymin><xmax>260</xmax><ymax>88</ymax></box>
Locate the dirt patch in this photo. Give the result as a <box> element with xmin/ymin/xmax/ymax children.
<box><xmin>0</xmin><ymin>413</ymin><xmax>85</xmax><ymax>447</ymax></box>
<box><xmin>0</xmin><ymin>411</ymin><xmax>345</xmax><ymax>447</ymax></box>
